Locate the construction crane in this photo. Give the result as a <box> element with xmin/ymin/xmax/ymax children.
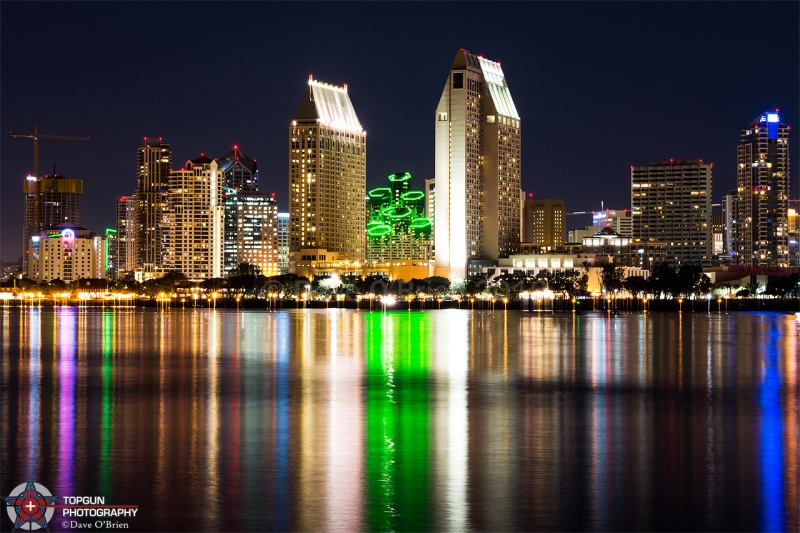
<box><xmin>9</xmin><ymin>125</ymin><xmax>90</xmax><ymax>178</ymax></box>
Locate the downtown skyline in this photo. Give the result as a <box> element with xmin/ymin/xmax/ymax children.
<box><xmin>2</xmin><ymin>1</ymin><xmax>798</xmax><ymax>262</ymax></box>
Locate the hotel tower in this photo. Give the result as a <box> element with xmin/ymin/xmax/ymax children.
<box><xmin>289</xmin><ymin>76</ymin><xmax>367</xmax><ymax>263</ymax></box>
<box><xmin>434</xmin><ymin>49</ymin><xmax>521</xmax><ymax>279</ymax></box>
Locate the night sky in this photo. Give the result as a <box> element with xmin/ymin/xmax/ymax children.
<box><xmin>2</xmin><ymin>1</ymin><xmax>798</xmax><ymax>263</ymax></box>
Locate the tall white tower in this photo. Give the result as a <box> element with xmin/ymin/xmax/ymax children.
<box><xmin>434</xmin><ymin>50</ymin><xmax>521</xmax><ymax>279</ymax></box>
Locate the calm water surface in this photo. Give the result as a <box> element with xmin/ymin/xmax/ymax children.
<box><xmin>1</xmin><ymin>307</ymin><xmax>798</xmax><ymax>532</ymax></box>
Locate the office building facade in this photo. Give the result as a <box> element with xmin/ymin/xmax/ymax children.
<box><xmin>631</xmin><ymin>160</ymin><xmax>713</xmax><ymax>266</ymax></box>
<box><xmin>278</xmin><ymin>213</ymin><xmax>290</xmax><ymax>274</ymax></box>
<box><xmin>135</xmin><ymin>138</ymin><xmax>172</xmax><ymax>272</ymax></box>
<box><xmin>114</xmin><ymin>196</ymin><xmax>137</xmax><ymax>278</ymax></box>
<box><xmin>733</xmin><ymin>110</ymin><xmax>790</xmax><ymax>266</ymax></box>
<box><xmin>223</xmin><ymin>189</ymin><xmax>279</xmax><ymax>276</ymax></box>
<box><xmin>434</xmin><ymin>49</ymin><xmax>521</xmax><ymax>279</ymax></box>
<box><xmin>289</xmin><ymin>76</ymin><xmax>367</xmax><ymax>264</ymax></box>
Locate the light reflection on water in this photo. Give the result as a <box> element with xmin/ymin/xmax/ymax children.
<box><xmin>1</xmin><ymin>307</ymin><xmax>798</xmax><ymax>532</ymax></box>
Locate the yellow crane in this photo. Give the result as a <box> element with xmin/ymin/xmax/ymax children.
<box><xmin>9</xmin><ymin>125</ymin><xmax>90</xmax><ymax>178</ymax></box>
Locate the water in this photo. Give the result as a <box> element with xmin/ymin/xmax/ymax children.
<box><xmin>1</xmin><ymin>307</ymin><xmax>798</xmax><ymax>532</ymax></box>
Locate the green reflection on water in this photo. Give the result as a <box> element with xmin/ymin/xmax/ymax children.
<box><xmin>100</xmin><ymin>310</ymin><xmax>114</xmax><ymax>497</ymax></box>
<box><xmin>365</xmin><ymin>311</ymin><xmax>432</xmax><ymax>531</ymax></box>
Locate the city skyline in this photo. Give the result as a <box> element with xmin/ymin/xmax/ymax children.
<box><xmin>2</xmin><ymin>2</ymin><xmax>798</xmax><ymax>262</ymax></box>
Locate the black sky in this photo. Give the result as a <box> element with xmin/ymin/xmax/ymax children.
<box><xmin>2</xmin><ymin>1</ymin><xmax>798</xmax><ymax>262</ymax></box>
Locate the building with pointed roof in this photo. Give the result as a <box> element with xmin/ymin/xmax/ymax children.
<box><xmin>434</xmin><ymin>49</ymin><xmax>521</xmax><ymax>280</ymax></box>
<box><xmin>217</xmin><ymin>146</ymin><xmax>258</xmax><ymax>192</ymax></box>
<box><xmin>289</xmin><ymin>76</ymin><xmax>366</xmax><ymax>266</ymax></box>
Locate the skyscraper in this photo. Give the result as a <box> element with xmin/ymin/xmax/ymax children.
<box><xmin>434</xmin><ymin>49</ymin><xmax>521</xmax><ymax>279</ymax></box>
<box><xmin>289</xmin><ymin>76</ymin><xmax>367</xmax><ymax>264</ymax></box>
<box><xmin>115</xmin><ymin>196</ymin><xmax>137</xmax><ymax>278</ymax></box>
<box><xmin>217</xmin><ymin>145</ymin><xmax>277</xmax><ymax>275</ymax></box>
<box><xmin>734</xmin><ymin>110</ymin><xmax>790</xmax><ymax>266</ymax></box>
<box><xmin>23</xmin><ymin>174</ymin><xmax>83</xmax><ymax>269</ymax></box>
<box><xmin>277</xmin><ymin>212</ymin><xmax>290</xmax><ymax>274</ymax></box>
<box><xmin>631</xmin><ymin>160</ymin><xmax>713</xmax><ymax>265</ymax></box>
<box><xmin>135</xmin><ymin>138</ymin><xmax>172</xmax><ymax>273</ymax></box>
<box><xmin>163</xmin><ymin>155</ymin><xmax>224</xmax><ymax>280</ymax></box>
<box><xmin>223</xmin><ymin>188</ymin><xmax>279</xmax><ymax>276</ymax></box>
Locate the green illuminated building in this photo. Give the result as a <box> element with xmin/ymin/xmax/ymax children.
<box><xmin>367</xmin><ymin>172</ymin><xmax>432</xmax><ymax>262</ymax></box>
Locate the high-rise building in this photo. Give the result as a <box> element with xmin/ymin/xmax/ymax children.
<box><xmin>115</xmin><ymin>196</ymin><xmax>137</xmax><ymax>278</ymax></box>
<box><xmin>522</xmin><ymin>197</ymin><xmax>565</xmax><ymax>247</ymax></box>
<box><xmin>631</xmin><ymin>160</ymin><xmax>713</xmax><ymax>265</ymax></box>
<box><xmin>223</xmin><ymin>189</ymin><xmax>279</xmax><ymax>276</ymax></box>
<box><xmin>218</xmin><ymin>145</ymin><xmax>275</xmax><ymax>275</ymax></box>
<box><xmin>22</xmin><ymin>176</ymin><xmax>37</xmax><ymax>271</ymax></box>
<box><xmin>218</xmin><ymin>146</ymin><xmax>259</xmax><ymax>192</ymax></box>
<box><xmin>277</xmin><ymin>213</ymin><xmax>290</xmax><ymax>274</ymax></box>
<box><xmin>135</xmin><ymin>138</ymin><xmax>172</xmax><ymax>273</ymax></box>
<box><xmin>434</xmin><ymin>49</ymin><xmax>521</xmax><ymax>279</ymax></box>
<box><xmin>163</xmin><ymin>155</ymin><xmax>224</xmax><ymax>280</ymax></box>
<box><xmin>734</xmin><ymin>110</ymin><xmax>790</xmax><ymax>266</ymax></box>
<box><xmin>366</xmin><ymin>172</ymin><xmax>432</xmax><ymax>262</ymax></box>
<box><xmin>289</xmin><ymin>76</ymin><xmax>366</xmax><ymax>264</ymax></box>
<box><xmin>22</xmin><ymin>174</ymin><xmax>83</xmax><ymax>269</ymax></box>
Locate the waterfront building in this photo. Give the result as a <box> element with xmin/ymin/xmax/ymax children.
<box><xmin>366</xmin><ymin>172</ymin><xmax>432</xmax><ymax>263</ymax></box>
<box><xmin>163</xmin><ymin>156</ymin><xmax>224</xmax><ymax>280</ymax></box>
<box><xmin>135</xmin><ymin>138</ymin><xmax>172</xmax><ymax>273</ymax></box>
<box><xmin>434</xmin><ymin>49</ymin><xmax>521</xmax><ymax>279</ymax></box>
<box><xmin>113</xmin><ymin>196</ymin><xmax>137</xmax><ymax>279</ymax></box>
<box><xmin>27</xmin><ymin>227</ymin><xmax>106</xmax><ymax>282</ymax></box>
<box><xmin>289</xmin><ymin>76</ymin><xmax>367</xmax><ymax>265</ymax></box>
<box><xmin>290</xmin><ymin>247</ymin><xmax>431</xmax><ymax>282</ymax></box>
<box><xmin>22</xmin><ymin>174</ymin><xmax>83</xmax><ymax>270</ymax></box>
<box><xmin>223</xmin><ymin>188</ymin><xmax>279</xmax><ymax>276</ymax></box>
<box><xmin>734</xmin><ymin>110</ymin><xmax>790</xmax><ymax>266</ymax></box>
<box><xmin>631</xmin><ymin>159</ymin><xmax>713</xmax><ymax>266</ymax></box>
<box><xmin>522</xmin><ymin>197</ymin><xmax>565</xmax><ymax>247</ymax></box>
<box><xmin>278</xmin><ymin>212</ymin><xmax>290</xmax><ymax>274</ymax></box>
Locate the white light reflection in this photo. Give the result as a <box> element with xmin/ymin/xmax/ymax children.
<box><xmin>434</xmin><ymin>311</ymin><xmax>470</xmax><ymax>530</ymax></box>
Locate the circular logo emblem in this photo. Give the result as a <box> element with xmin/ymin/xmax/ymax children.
<box><xmin>5</xmin><ymin>481</ymin><xmax>56</xmax><ymax>530</ymax></box>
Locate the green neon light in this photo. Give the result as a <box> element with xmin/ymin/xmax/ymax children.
<box><xmin>387</xmin><ymin>207</ymin><xmax>412</xmax><ymax>219</ymax></box>
<box><xmin>400</xmin><ymin>191</ymin><xmax>424</xmax><ymax>202</ymax></box>
<box><xmin>105</xmin><ymin>228</ymin><xmax>117</xmax><ymax>234</ymax></box>
<box><xmin>367</xmin><ymin>225</ymin><xmax>392</xmax><ymax>237</ymax></box>
<box><xmin>408</xmin><ymin>218</ymin><xmax>431</xmax><ymax>229</ymax></box>
<box><xmin>388</xmin><ymin>172</ymin><xmax>411</xmax><ymax>182</ymax></box>
<box><xmin>369</xmin><ymin>188</ymin><xmax>393</xmax><ymax>199</ymax></box>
